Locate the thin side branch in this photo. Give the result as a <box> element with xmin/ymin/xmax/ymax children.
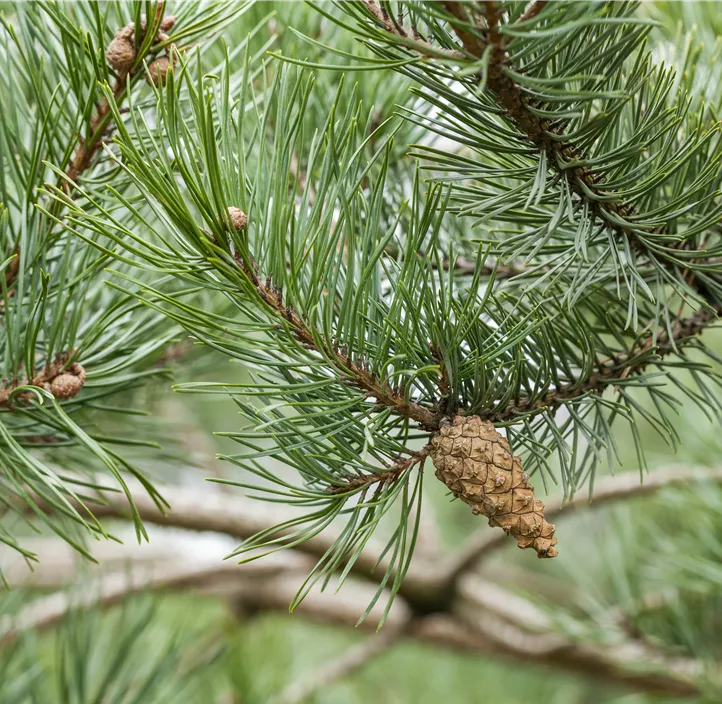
<box><xmin>325</xmin><ymin>445</ymin><xmax>431</xmax><ymax>494</ymax></box>
<box><xmin>27</xmin><ymin>481</ymin><xmax>416</xmax><ymax>588</ymax></box>
<box><xmin>441</xmin><ymin>0</ymin><xmax>684</xmax><ymax>276</ymax></box>
<box><xmin>363</xmin><ymin>1</ymin><xmax>465</xmax><ymax>61</ymax></box>
<box><xmin>65</xmin><ymin>3</ymin><xmax>169</xmax><ymax>187</ymax></box>
<box><xmin>64</xmin><ymin>75</ymin><xmax>130</xmax><ymax>186</ymax></box>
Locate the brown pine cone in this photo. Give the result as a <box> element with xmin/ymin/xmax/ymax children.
<box><xmin>430</xmin><ymin>415</ymin><xmax>558</xmax><ymax>558</ymax></box>
<box><xmin>49</xmin><ymin>363</ymin><xmax>86</xmax><ymax>401</ymax></box>
<box><xmin>106</xmin><ymin>35</ymin><xmax>136</xmax><ymax>73</ymax></box>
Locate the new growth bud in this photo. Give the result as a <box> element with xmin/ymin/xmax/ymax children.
<box><xmin>106</xmin><ymin>34</ymin><xmax>136</xmax><ymax>73</ymax></box>
<box><xmin>49</xmin><ymin>363</ymin><xmax>87</xmax><ymax>401</ymax></box>
<box><xmin>227</xmin><ymin>207</ymin><xmax>248</xmax><ymax>231</ymax></box>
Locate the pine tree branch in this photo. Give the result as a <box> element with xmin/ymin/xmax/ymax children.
<box><xmin>433</xmin><ymin>4</ymin><xmax>607</xmax><ymax>199</ymax></box>
<box><xmin>234</xmin><ymin>255</ymin><xmax>443</xmax><ymax>430</ymax></box>
<box><xmin>65</xmin><ymin>4</ymin><xmax>171</xmax><ymax>188</ymax></box>
<box><xmin>352</xmin><ymin>2</ymin><xmax>721</xmax><ymax>442</ymax></box>
<box><xmin>487</xmin><ymin>305</ymin><xmax>717</xmax><ymax>422</ymax></box>
<box><xmin>441</xmin><ymin>1</ymin><xmax>718</xmax><ymax>304</ymax></box>
<box><xmin>64</xmin><ymin>76</ymin><xmax>130</xmax><ymax>187</ymax></box>
<box><xmin>235</xmin><ymin>246</ymin><xmax>715</xmax><ymax>433</ymax></box>
<box><xmin>366</xmin><ymin>1</ymin><xmax>719</xmax><ymax>306</ymax></box>
<box><xmin>482</xmin><ymin>0</ymin><xmax>502</xmax><ymax>45</ymax></box>
<box><xmin>26</xmin><ymin>481</ymin><xmax>401</xmax><ymax>580</ymax></box>
<box><xmin>21</xmin><ymin>479</ymin><xmax>445</xmax><ymax>608</ymax></box>
<box><xmin>363</xmin><ymin>1</ymin><xmax>465</xmax><ymax>60</ymax></box>
<box><xmin>2</xmin><ymin>6</ymin><xmax>175</xmax><ymax>406</ymax></box>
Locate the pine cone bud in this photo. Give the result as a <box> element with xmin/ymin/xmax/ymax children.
<box><xmin>430</xmin><ymin>415</ymin><xmax>558</xmax><ymax>558</ymax></box>
<box><xmin>106</xmin><ymin>35</ymin><xmax>136</xmax><ymax>73</ymax></box>
<box><xmin>227</xmin><ymin>207</ymin><xmax>248</xmax><ymax>231</ymax></box>
<box><xmin>160</xmin><ymin>15</ymin><xmax>177</xmax><ymax>31</ymax></box>
<box><xmin>49</xmin><ymin>363</ymin><xmax>86</xmax><ymax>401</ymax></box>
<box><xmin>146</xmin><ymin>54</ymin><xmax>175</xmax><ymax>87</ymax></box>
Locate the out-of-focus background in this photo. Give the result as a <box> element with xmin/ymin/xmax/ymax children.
<box><xmin>3</xmin><ymin>2</ymin><xmax>722</xmax><ymax>702</ymax></box>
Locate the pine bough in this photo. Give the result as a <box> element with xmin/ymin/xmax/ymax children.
<box><xmin>3</xmin><ymin>1</ymin><xmax>722</xmax><ymax>623</ymax></box>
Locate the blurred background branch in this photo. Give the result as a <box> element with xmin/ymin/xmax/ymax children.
<box><xmin>7</xmin><ymin>462</ymin><xmax>722</xmax><ymax>699</ymax></box>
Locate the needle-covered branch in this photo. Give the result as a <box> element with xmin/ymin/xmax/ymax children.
<box><xmin>343</xmin><ymin>1</ymin><xmax>722</xmax><ymax>307</ymax></box>
<box><xmin>0</xmin><ymin>0</ymin><xmax>250</xmax><ymax>567</ymax></box>
<box><xmin>65</xmin><ymin>6</ymin><xmax>176</xmax><ymax>186</ymax></box>
<box><xmin>440</xmin><ymin>0</ymin><xmax>719</xmax><ymax>302</ymax></box>
<box><xmin>234</xmin><ymin>252</ymin><xmax>443</xmax><ymax>431</ymax></box>
<box><xmin>489</xmin><ymin>305</ymin><xmax>717</xmax><ymax>422</ymax></box>
<box><xmin>44</xmin><ymin>1</ymin><xmax>722</xmax><ymax>624</ymax></box>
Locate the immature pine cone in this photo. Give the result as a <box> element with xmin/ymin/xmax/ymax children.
<box><xmin>49</xmin><ymin>363</ymin><xmax>87</xmax><ymax>401</ymax></box>
<box><xmin>106</xmin><ymin>34</ymin><xmax>136</xmax><ymax>73</ymax></box>
<box><xmin>146</xmin><ymin>54</ymin><xmax>175</xmax><ymax>87</ymax></box>
<box><xmin>227</xmin><ymin>207</ymin><xmax>248</xmax><ymax>231</ymax></box>
<box><xmin>430</xmin><ymin>415</ymin><xmax>558</xmax><ymax>558</ymax></box>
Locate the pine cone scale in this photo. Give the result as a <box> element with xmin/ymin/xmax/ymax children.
<box><xmin>430</xmin><ymin>415</ymin><xmax>558</xmax><ymax>558</ymax></box>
